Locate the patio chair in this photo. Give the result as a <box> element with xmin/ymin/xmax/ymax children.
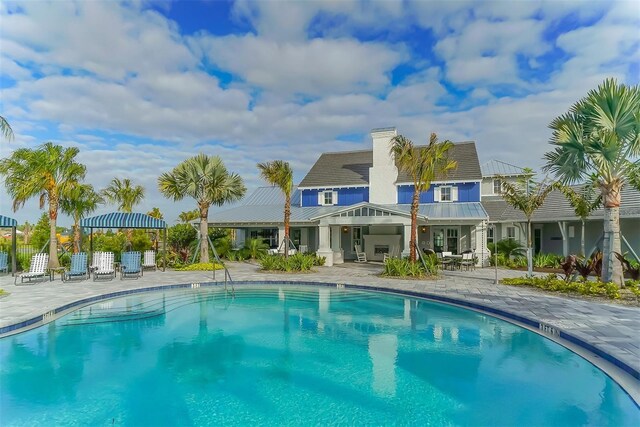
<box><xmin>460</xmin><ymin>252</ymin><xmax>476</xmax><ymax>271</ymax></box>
<box><xmin>439</xmin><ymin>251</ymin><xmax>453</xmax><ymax>270</ymax></box>
<box><xmin>0</xmin><ymin>251</ymin><xmax>8</xmax><ymax>274</ymax></box>
<box><xmin>142</xmin><ymin>250</ymin><xmax>157</xmax><ymax>271</ymax></box>
<box><xmin>93</xmin><ymin>252</ymin><xmax>116</xmax><ymax>281</ymax></box>
<box><xmin>62</xmin><ymin>252</ymin><xmax>89</xmax><ymax>282</ymax></box>
<box><xmin>121</xmin><ymin>251</ymin><xmax>142</xmax><ymax>280</ymax></box>
<box><xmin>355</xmin><ymin>245</ymin><xmax>367</xmax><ymax>263</ymax></box>
<box><xmin>14</xmin><ymin>253</ymin><xmax>49</xmax><ymax>284</ymax></box>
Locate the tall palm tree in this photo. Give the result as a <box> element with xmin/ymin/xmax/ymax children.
<box><xmin>1</xmin><ymin>115</ymin><xmax>14</xmax><ymax>141</ymax></box>
<box><xmin>544</xmin><ymin>78</ymin><xmax>640</xmax><ymax>286</ymax></box>
<box><xmin>559</xmin><ymin>184</ymin><xmax>602</xmax><ymax>257</ymax></box>
<box><xmin>390</xmin><ymin>133</ymin><xmax>457</xmax><ymax>262</ymax></box>
<box><xmin>101</xmin><ymin>178</ymin><xmax>145</xmax><ymax>249</ymax></box>
<box><xmin>0</xmin><ymin>142</ymin><xmax>86</xmax><ymax>267</ymax></box>
<box><xmin>178</xmin><ymin>209</ymin><xmax>199</xmax><ymax>224</ymax></box>
<box><xmin>147</xmin><ymin>207</ymin><xmax>164</xmax><ymax>251</ymax></box>
<box><xmin>257</xmin><ymin>160</ymin><xmax>294</xmax><ymax>257</ymax></box>
<box><xmin>499</xmin><ymin>171</ymin><xmax>559</xmax><ymax>276</ymax></box>
<box><xmin>158</xmin><ymin>154</ymin><xmax>246</xmax><ymax>263</ymax></box>
<box><xmin>60</xmin><ymin>184</ymin><xmax>103</xmax><ymax>253</ymax></box>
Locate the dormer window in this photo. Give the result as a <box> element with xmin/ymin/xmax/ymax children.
<box><xmin>434</xmin><ymin>185</ymin><xmax>458</xmax><ymax>203</ymax></box>
<box><xmin>493</xmin><ymin>179</ymin><xmax>503</xmax><ymax>194</ymax></box>
<box><xmin>319</xmin><ymin>190</ymin><xmax>338</xmax><ymax>206</ymax></box>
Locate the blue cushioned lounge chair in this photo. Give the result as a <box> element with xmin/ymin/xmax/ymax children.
<box><xmin>0</xmin><ymin>251</ymin><xmax>8</xmax><ymax>274</ymax></box>
<box><xmin>63</xmin><ymin>252</ymin><xmax>89</xmax><ymax>282</ymax></box>
<box><xmin>121</xmin><ymin>251</ymin><xmax>142</xmax><ymax>280</ymax></box>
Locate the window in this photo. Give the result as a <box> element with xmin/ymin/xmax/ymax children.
<box><xmin>487</xmin><ymin>226</ymin><xmax>494</xmax><ymax>244</ymax></box>
<box><xmin>440</xmin><ymin>186</ymin><xmax>452</xmax><ymax>202</ymax></box>
<box><xmin>320</xmin><ymin>190</ymin><xmax>337</xmax><ymax>206</ymax></box>
<box><xmin>507</xmin><ymin>226</ymin><xmax>516</xmax><ymax>240</ymax></box>
<box><xmin>493</xmin><ymin>179</ymin><xmax>503</xmax><ymax>194</ymax></box>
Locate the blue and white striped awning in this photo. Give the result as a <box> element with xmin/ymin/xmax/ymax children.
<box><xmin>81</xmin><ymin>212</ymin><xmax>167</xmax><ymax>229</ymax></box>
<box><xmin>0</xmin><ymin>215</ymin><xmax>18</xmax><ymax>228</ymax></box>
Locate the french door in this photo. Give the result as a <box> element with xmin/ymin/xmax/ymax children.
<box><xmin>432</xmin><ymin>227</ymin><xmax>459</xmax><ymax>254</ymax></box>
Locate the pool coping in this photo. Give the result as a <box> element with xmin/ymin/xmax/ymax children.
<box><xmin>1</xmin><ymin>279</ymin><xmax>639</xmax><ymax>404</ymax></box>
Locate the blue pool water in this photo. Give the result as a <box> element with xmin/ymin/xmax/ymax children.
<box><xmin>0</xmin><ymin>286</ymin><xmax>638</xmax><ymax>426</ymax></box>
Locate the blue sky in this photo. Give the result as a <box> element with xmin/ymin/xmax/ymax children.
<box><xmin>1</xmin><ymin>0</ymin><xmax>639</xmax><ymax>225</ymax></box>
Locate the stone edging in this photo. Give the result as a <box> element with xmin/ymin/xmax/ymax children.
<box><xmin>1</xmin><ymin>279</ymin><xmax>638</xmax><ymax>387</ymax></box>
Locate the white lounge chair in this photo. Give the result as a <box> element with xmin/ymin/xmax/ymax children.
<box><xmin>15</xmin><ymin>253</ymin><xmax>49</xmax><ymax>284</ymax></box>
<box><xmin>355</xmin><ymin>245</ymin><xmax>367</xmax><ymax>263</ymax></box>
<box><xmin>142</xmin><ymin>250</ymin><xmax>157</xmax><ymax>271</ymax></box>
<box><xmin>93</xmin><ymin>252</ymin><xmax>116</xmax><ymax>281</ymax></box>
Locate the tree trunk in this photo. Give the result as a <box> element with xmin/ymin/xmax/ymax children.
<box><xmin>601</xmin><ymin>182</ymin><xmax>624</xmax><ymax>287</ymax></box>
<box><xmin>73</xmin><ymin>220</ymin><xmax>81</xmax><ymax>253</ymax></box>
<box><xmin>284</xmin><ymin>195</ymin><xmax>291</xmax><ymax>258</ymax></box>
<box><xmin>580</xmin><ymin>219</ymin><xmax>585</xmax><ymax>257</ymax></box>
<box><xmin>48</xmin><ymin>199</ymin><xmax>60</xmax><ymax>268</ymax></box>
<box><xmin>199</xmin><ymin>204</ymin><xmax>210</xmax><ymax>264</ymax></box>
<box><xmin>410</xmin><ymin>191</ymin><xmax>419</xmax><ymax>262</ymax></box>
<box><xmin>125</xmin><ymin>229</ymin><xmax>133</xmax><ymax>251</ymax></box>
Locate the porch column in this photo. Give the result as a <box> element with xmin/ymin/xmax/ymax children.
<box><xmin>474</xmin><ymin>221</ymin><xmax>490</xmax><ymax>267</ymax></box>
<box><xmin>331</xmin><ymin>226</ymin><xmax>343</xmax><ymax>264</ymax></box>
<box><xmin>557</xmin><ymin>221</ymin><xmax>569</xmax><ymax>256</ymax></box>
<box><xmin>402</xmin><ymin>224</ymin><xmax>412</xmax><ymax>258</ymax></box>
<box><xmin>300</xmin><ymin>228</ymin><xmax>309</xmax><ymax>252</ymax></box>
<box><xmin>278</xmin><ymin>226</ymin><xmax>286</xmax><ymax>250</ymax></box>
<box><xmin>317</xmin><ymin>224</ymin><xmax>334</xmax><ymax>266</ymax></box>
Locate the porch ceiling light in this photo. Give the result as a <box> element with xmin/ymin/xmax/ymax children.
<box><xmin>342</xmin><ymin>226</ymin><xmax>349</xmax><ymax>233</ymax></box>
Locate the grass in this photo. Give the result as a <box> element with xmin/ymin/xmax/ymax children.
<box><xmin>174</xmin><ymin>262</ymin><xmax>225</xmax><ymax>271</ymax></box>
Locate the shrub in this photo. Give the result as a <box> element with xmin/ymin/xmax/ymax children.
<box><xmin>615</xmin><ymin>252</ymin><xmax>640</xmax><ymax>280</ymax></box>
<box><xmin>259</xmin><ymin>253</ymin><xmax>318</xmax><ymax>272</ymax></box>
<box><xmin>244</xmin><ymin>238</ymin><xmax>269</xmax><ymax>260</ymax></box>
<box><xmin>502</xmin><ymin>274</ymin><xmax>620</xmax><ymax>299</ymax></box>
<box><xmin>383</xmin><ymin>257</ymin><xmax>437</xmax><ymax>278</ymax></box>
<box><xmin>174</xmin><ymin>262</ymin><xmax>224</xmax><ymax>271</ymax></box>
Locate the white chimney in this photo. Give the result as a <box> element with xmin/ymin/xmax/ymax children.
<box><xmin>369</xmin><ymin>127</ymin><xmax>398</xmax><ymax>204</ymax></box>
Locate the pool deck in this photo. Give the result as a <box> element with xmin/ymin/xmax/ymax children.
<box><xmin>1</xmin><ymin>262</ymin><xmax>639</xmax><ymax>392</ymax></box>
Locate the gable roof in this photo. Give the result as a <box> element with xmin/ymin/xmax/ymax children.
<box><xmin>480</xmin><ymin>159</ymin><xmax>528</xmax><ymax>177</ymax></box>
<box><xmin>299</xmin><ymin>141</ymin><xmax>482</xmax><ymax>188</ymax></box>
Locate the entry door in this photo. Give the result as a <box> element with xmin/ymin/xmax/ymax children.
<box><xmin>433</xmin><ymin>229</ymin><xmax>445</xmax><ymax>252</ymax></box>
<box><xmin>534</xmin><ymin>228</ymin><xmax>542</xmax><ymax>255</ymax></box>
<box><xmin>432</xmin><ymin>228</ymin><xmax>459</xmax><ymax>253</ymax></box>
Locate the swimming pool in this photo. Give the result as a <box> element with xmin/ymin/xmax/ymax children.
<box><xmin>1</xmin><ymin>285</ymin><xmax>638</xmax><ymax>426</ymax></box>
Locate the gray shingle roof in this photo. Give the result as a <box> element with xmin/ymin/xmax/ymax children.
<box><xmin>299</xmin><ymin>141</ymin><xmax>482</xmax><ymax>187</ymax></box>
<box><xmin>480</xmin><ymin>160</ymin><xmax>527</xmax><ymax>177</ymax></box>
<box><xmin>483</xmin><ymin>185</ymin><xmax>640</xmax><ymax>222</ymax></box>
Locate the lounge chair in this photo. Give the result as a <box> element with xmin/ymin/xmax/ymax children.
<box><xmin>62</xmin><ymin>252</ymin><xmax>89</xmax><ymax>282</ymax></box>
<box><xmin>0</xmin><ymin>251</ymin><xmax>8</xmax><ymax>274</ymax></box>
<box><xmin>15</xmin><ymin>253</ymin><xmax>49</xmax><ymax>284</ymax></box>
<box><xmin>355</xmin><ymin>245</ymin><xmax>367</xmax><ymax>263</ymax></box>
<box><xmin>93</xmin><ymin>252</ymin><xmax>116</xmax><ymax>281</ymax></box>
<box><xmin>121</xmin><ymin>251</ymin><xmax>142</xmax><ymax>280</ymax></box>
<box><xmin>142</xmin><ymin>250</ymin><xmax>157</xmax><ymax>271</ymax></box>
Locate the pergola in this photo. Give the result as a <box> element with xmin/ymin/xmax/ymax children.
<box><xmin>0</xmin><ymin>214</ymin><xmax>18</xmax><ymax>275</ymax></box>
<box><xmin>81</xmin><ymin>212</ymin><xmax>168</xmax><ymax>271</ymax></box>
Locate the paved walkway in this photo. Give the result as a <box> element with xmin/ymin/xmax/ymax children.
<box><xmin>1</xmin><ymin>262</ymin><xmax>639</xmax><ymax>386</ymax></box>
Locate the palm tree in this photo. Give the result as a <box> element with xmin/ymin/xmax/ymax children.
<box><xmin>60</xmin><ymin>184</ymin><xmax>103</xmax><ymax>253</ymax></box>
<box><xmin>158</xmin><ymin>154</ymin><xmax>245</xmax><ymax>263</ymax></box>
<box><xmin>178</xmin><ymin>209</ymin><xmax>199</xmax><ymax>224</ymax></box>
<box><xmin>147</xmin><ymin>207</ymin><xmax>164</xmax><ymax>251</ymax></box>
<box><xmin>1</xmin><ymin>115</ymin><xmax>14</xmax><ymax>141</ymax></box>
<box><xmin>559</xmin><ymin>184</ymin><xmax>602</xmax><ymax>257</ymax></box>
<box><xmin>0</xmin><ymin>142</ymin><xmax>86</xmax><ymax>267</ymax></box>
<box><xmin>544</xmin><ymin>78</ymin><xmax>640</xmax><ymax>286</ymax></box>
<box><xmin>390</xmin><ymin>133</ymin><xmax>457</xmax><ymax>262</ymax></box>
<box><xmin>257</xmin><ymin>160</ymin><xmax>294</xmax><ymax>257</ymax></box>
<box><xmin>21</xmin><ymin>221</ymin><xmax>32</xmax><ymax>245</ymax></box>
<box><xmin>101</xmin><ymin>178</ymin><xmax>145</xmax><ymax>249</ymax></box>
<box><xmin>499</xmin><ymin>170</ymin><xmax>559</xmax><ymax>276</ymax></box>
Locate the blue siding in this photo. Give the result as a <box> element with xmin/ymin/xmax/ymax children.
<box><xmin>397</xmin><ymin>182</ymin><xmax>480</xmax><ymax>204</ymax></box>
<box><xmin>301</xmin><ymin>187</ymin><xmax>369</xmax><ymax>207</ymax></box>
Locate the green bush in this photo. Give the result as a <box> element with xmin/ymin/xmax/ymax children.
<box><xmin>244</xmin><ymin>238</ymin><xmax>269</xmax><ymax>259</ymax></box>
<box><xmin>533</xmin><ymin>252</ymin><xmax>563</xmax><ymax>268</ymax></box>
<box><xmin>259</xmin><ymin>253</ymin><xmax>318</xmax><ymax>272</ymax></box>
<box><xmin>174</xmin><ymin>262</ymin><xmax>224</xmax><ymax>271</ymax></box>
<box><xmin>383</xmin><ymin>256</ymin><xmax>438</xmax><ymax>278</ymax></box>
<box><xmin>502</xmin><ymin>274</ymin><xmax>620</xmax><ymax>299</ymax></box>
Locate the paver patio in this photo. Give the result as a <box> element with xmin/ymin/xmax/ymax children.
<box><xmin>1</xmin><ymin>262</ymin><xmax>639</xmax><ymax>394</ymax></box>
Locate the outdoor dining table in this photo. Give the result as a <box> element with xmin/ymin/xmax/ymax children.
<box><xmin>444</xmin><ymin>254</ymin><xmax>463</xmax><ymax>269</ymax></box>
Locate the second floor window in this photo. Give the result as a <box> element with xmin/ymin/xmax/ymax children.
<box><xmin>493</xmin><ymin>179</ymin><xmax>503</xmax><ymax>194</ymax></box>
<box><xmin>321</xmin><ymin>191</ymin><xmax>337</xmax><ymax>206</ymax></box>
<box><xmin>440</xmin><ymin>186</ymin><xmax>452</xmax><ymax>202</ymax></box>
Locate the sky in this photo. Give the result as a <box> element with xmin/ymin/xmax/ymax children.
<box><xmin>1</xmin><ymin>0</ymin><xmax>639</xmax><ymax>226</ymax></box>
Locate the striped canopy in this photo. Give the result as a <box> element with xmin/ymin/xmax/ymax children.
<box><xmin>0</xmin><ymin>215</ymin><xmax>18</xmax><ymax>228</ymax></box>
<box><xmin>81</xmin><ymin>212</ymin><xmax>167</xmax><ymax>229</ymax></box>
